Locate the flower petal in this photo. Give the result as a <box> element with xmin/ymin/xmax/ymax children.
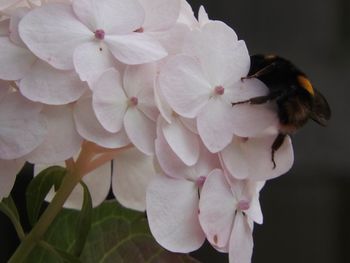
<box><xmin>19</xmin><ymin>3</ymin><xmax>91</xmax><ymax>70</ymax></box>
<box><xmin>159</xmin><ymin>54</ymin><xmax>211</xmax><ymax>118</ymax></box>
<box><xmin>20</xmin><ymin>60</ymin><xmax>86</xmax><ymax>105</ymax></box>
<box><xmin>124</xmin><ymin>107</ymin><xmax>156</xmax><ymax>155</ymax></box>
<box><xmin>73</xmin><ymin>0</ymin><xmax>144</xmax><ymax>34</ymax></box>
<box><xmin>73</xmin><ymin>41</ymin><xmax>120</xmax><ymax>84</ymax></box>
<box><xmin>221</xmin><ymin>134</ymin><xmax>294</xmax><ymax>181</ymax></box>
<box><xmin>229</xmin><ymin>213</ymin><xmax>254</xmax><ymax>263</ymax></box>
<box><xmin>183</xmin><ymin>21</ymin><xmax>250</xmax><ymax>86</ymax></box>
<box><xmin>104</xmin><ymin>33</ymin><xmax>167</xmax><ymax>65</ymax></box>
<box><xmin>92</xmin><ymin>69</ymin><xmax>128</xmax><ymax>133</ymax></box>
<box><xmin>197</xmin><ymin>98</ymin><xmax>235</xmax><ymax>153</ymax></box>
<box><xmin>112</xmin><ymin>147</ymin><xmax>157</xmax><ymax>211</ymax></box>
<box><xmin>161</xmin><ymin>116</ymin><xmax>199</xmax><ymax>166</ymax></box>
<box><xmin>199</xmin><ymin>169</ymin><xmax>235</xmax><ymax>249</ymax></box>
<box><xmin>146</xmin><ymin>175</ymin><xmax>205</xmax><ymax>252</ymax></box>
<box><xmin>26</xmin><ymin>105</ymin><xmax>83</xmax><ymax>164</ymax></box>
<box><xmin>138</xmin><ymin>0</ymin><xmax>180</xmax><ymax>32</ymax></box>
<box><xmin>0</xmin><ymin>0</ymin><xmax>22</xmax><ymax>11</ymax></box>
<box><xmin>0</xmin><ymin>92</ymin><xmax>46</xmax><ymax>159</ymax></box>
<box><xmin>74</xmin><ymin>96</ymin><xmax>130</xmax><ymax>149</ymax></box>
<box><xmin>0</xmin><ymin>159</ymin><xmax>24</xmax><ymax>200</ymax></box>
<box><xmin>0</xmin><ymin>37</ymin><xmax>36</xmax><ymax>80</ymax></box>
<box><xmin>9</xmin><ymin>7</ymin><xmax>29</xmax><ymax>46</ymax></box>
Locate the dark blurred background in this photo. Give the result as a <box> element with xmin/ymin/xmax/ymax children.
<box><xmin>1</xmin><ymin>0</ymin><xmax>349</xmax><ymax>262</ymax></box>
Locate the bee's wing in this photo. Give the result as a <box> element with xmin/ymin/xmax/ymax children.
<box><xmin>310</xmin><ymin>89</ymin><xmax>331</xmax><ymax>126</ymax></box>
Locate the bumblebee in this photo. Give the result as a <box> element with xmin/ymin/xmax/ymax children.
<box><xmin>232</xmin><ymin>54</ymin><xmax>331</xmax><ymax>168</ymax></box>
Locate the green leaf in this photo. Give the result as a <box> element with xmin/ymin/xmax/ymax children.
<box><xmin>70</xmin><ymin>181</ymin><xmax>92</xmax><ymax>257</ymax></box>
<box><xmin>25</xmin><ymin>201</ymin><xmax>201</xmax><ymax>263</ymax></box>
<box><xmin>39</xmin><ymin>241</ymin><xmax>81</xmax><ymax>263</ymax></box>
<box><xmin>26</xmin><ymin>166</ymin><xmax>67</xmax><ymax>226</ymax></box>
<box><xmin>0</xmin><ymin>195</ymin><xmax>25</xmax><ymax>240</ymax></box>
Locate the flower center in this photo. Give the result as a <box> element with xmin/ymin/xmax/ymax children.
<box><xmin>196</xmin><ymin>176</ymin><xmax>206</xmax><ymax>188</ymax></box>
<box><xmin>214</xmin><ymin>86</ymin><xmax>225</xmax><ymax>95</ymax></box>
<box><xmin>129</xmin><ymin>96</ymin><xmax>138</xmax><ymax>107</ymax></box>
<box><xmin>95</xmin><ymin>29</ymin><xmax>105</xmax><ymax>40</ymax></box>
<box><xmin>237</xmin><ymin>200</ymin><xmax>250</xmax><ymax>211</ymax></box>
<box><xmin>134</xmin><ymin>27</ymin><xmax>144</xmax><ymax>33</ymax></box>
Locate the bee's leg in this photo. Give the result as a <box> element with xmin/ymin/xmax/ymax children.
<box><xmin>231</xmin><ymin>95</ymin><xmax>271</xmax><ymax>106</ymax></box>
<box><xmin>241</xmin><ymin>63</ymin><xmax>276</xmax><ymax>80</ymax></box>
<box><xmin>271</xmin><ymin>133</ymin><xmax>286</xmax><ymax>169</ymax></box>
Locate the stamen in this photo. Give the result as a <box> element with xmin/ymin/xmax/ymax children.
<box><xmin>134</xmin><ymin>27</ymin><xmax>144</xmax><ymax>33</ymax></box>
<box><xmin>95</xmin><ymin>29</ymin><xmax>105</xmax><ymax>40</ymax></box>
<box><xmin>214</xmin><ymin>86</ymin><xmax>225</xmax><ymax>95</ymax></box>
<box><xmin>129</xmin><ymin>96</ymin><xmax>138</xmax><ymax>106</ymax></box>
<box><xmin>237</xmin><ymin>200</ymin><xmax>250</xmax><ymax>211</ymax></box>
<box><xmin>196</xmin><ymin>176</ymin><xmax>206</xmax><ymax>188</ymax></box>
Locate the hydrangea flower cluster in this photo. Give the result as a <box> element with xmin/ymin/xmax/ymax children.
<box><xmin>0</xmin><ymin>0</ymin><xmax>294</xmax><ymax>262</ymax></box>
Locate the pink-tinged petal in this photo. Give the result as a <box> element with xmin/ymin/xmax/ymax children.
<box><xmin>198</xmin><ymin>6</ymin><xmax>209</xmax><ymax>27</ymax></box>
<box><xmin>245</xmin><ymin>195</ymin><xmax>263</xmax><ymax>225</ymax></box>
<box><xmin>138</xmin><ymin>0</ymin><xmax>180</xmax><ymax>32</ymax></box>
<box><xmin>0</xmin><ymin>0</ymin><xmax>21</xmax><ymax>11</ymax></box>
<box><xmin>19</xmin><ymin>3</ymin><xmax>92</xmax><ymax>70</ymax></box>
<box><xmin>177</xmin><ymin>0</ymin><xmax>197</xmax><ymax>28</ymax></box>
<box><xmin>199</xmin><ymin>169</ymin><xmax>235</xmax><ymax>249</ymax></box>
<box><xmin>161</xmin><ymin>116</ymin><xmax>199</xmax><ymax>166</ymax></box>
<box><xmin>26</xmin><ymin>105</ymin><xmax>83</xmax><ymax>164</ymax></box>
<box><xmin>0</xmin><ymin>92</ymin><xmax>46</xmax><ymax>160</ymax></box>
<box><xmin>159</xmin><ymin>55</ymin><xmax>211</xmax><ymax>118</ymax></box>
<box><xmin>154</xmin><ymin>78</ymin><xmax>173</xmax><ymax>123</ymax></box>
<box><xmin>124</xmin><ymin>107</ymin><xmax>156</xmax><ymax>155</ymax></box>
<box><xmin>112</xmin><ymin>147</ymin><xmax>157</xmax><ymax>211</ymax></box>
<box><xmin>92</xmin><ymin>69</ymin><xmax>128</xmax><ymax>133</ymax></box>
<box><xmin>183</xmin><ymin>21</ymin><xmax>250</xmax><ymax>86</ymax></box>
<box><xmin>146</xmin><ymin>176</ymin><xmax>205</xmax><ymax>252</ymax></box>
<box><xmin>230</xmin><ymin>78</ymin><xmax>278</xmax><ymax>137</ymax></box>
<box><xmin>197</xmin><ymin>98</ymin><xmax>235</xmax><ymax>153</ymax></box>
<box><xmin>0</xmin><ymin>19</ymin><xmax>10</xmax><ymax>36</ymax></box>
<box><xmin>138</xmin><ymin>86</ymin><xmax>159</xmax><ymax>122</ymax></box>
<box><xmin>150</xmin><ymin>23</ymin><xmax>190</xmax><ymax>55</ymax></box>
<box><xmin>73</xmin><ymin>41</ymin><xmax>119</xmax><ymax>84</ymax></box>
<box><xmin>229</xmin><ymin>213</ymin><xmax>254</xmax><ymax>263</ymax></box>
<box><xmin>0</xmin><ymin>37</ymin><xmax>36</xmax><ymax>80</ymax></box>
<box><xmin>123</xmin><ymin>64</ymin><xmax>156</xmax><ymax>98</ymax></box>
<box><xmin>221</xmin><ymin>134</ymin><xmax>294</xmax><ymax>181</ymax></box>
<box><xmin>180</xmin><ymin>117</ymin><xmax>198</xmax><ymax>134</ymax></box>
<box><xmin>20</xmin><ymin>60</ymin><xmax>86</xmax><ymax>105</ymax></box>
<box><xmin>0</xmin><ymin>159</ymin><xmax>24</xmax><ymax>200</ymax></box>
<box><xmin>104</xmin><ymin>33</ymin><xmax>167</xmax><ymax>65</ymax></box>
<box><xmin>9</xmin><ymin>7</ymin><xmax>29</xmax><ymax>46</ymax></box>
<box><xmin>74</xmin><ymin>96</ymin><xmax>130</xmax><ymax>148</ymax></box>
<box><xmin>73</xmin><ymin>0</ymin><xmax>144</xmax><ymax>34</ymax></box>
<box><xmin>35</xmin><ymin>161</ymin><xmax>111</xmax><ymax>209</ymax></box>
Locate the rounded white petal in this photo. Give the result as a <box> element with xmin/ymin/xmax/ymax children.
<box><xmin>74</xmin><ymin>96</ymin><xmax>130</xmax><ymax>149</ymax></box>
<box><xmin>0</xmin><ymin>37</ymin><xmax>36</xmax><ymax>80</ymax></box>
<box><xmin>183</xmin><ymin>21</ymin><xmax>250</xmax><ymax>87</ymax></box>
<box><xmin>104</xmin><ymin>33</ymin><xmax>167</xmax><ymax>65</ymax></box>
<box><xmin>73</xmin><ymin>0</ymin><xmax>144</xmax><ymax>34</ymax></box>
<box><xmin>124</xmin><ymin>107</ymin><xmax>156</xmax><ymax>155</ymax></box>
<box><xmin>221</xmin><ymin>134</ymin><xmax>294</xmax><ymax>181</ymax></box>
<box><xmin>0</xmin><ymin>92</ymin><xmax>46</xmax><ymax>159</ymax></box>
<box><xmin>197</xmin><ymin>98</ymin><xmax>235</xmax><ymax>153</ymax></box>
<box><xmin>35</xmin><ymin>162</ymin><xmax>111</xmax><ymax>209</ymax></box>
<box><xmin>20</xmin><ymin>60</ymin><xmax>86</xmax><ymax>105</ymax></box>
<box><xmin>0</xmin><ymin>159</ymin><xmax>25</xmax><ymax>200</ymax></box>
<box><xmin>26</xmin><ymin>105</ymin><xmax>83</xmax><ymax>164</ymax></box>
<box><xmin>138</xmin><ymin>0</ymin><xmax>180</xmax><ymax>32</ymax></box>
<box><xmin>161</xmin><ymin>116</ymin><xmax>199</xmax><ymax>166</ymax></box>
<box><xmin>92</xmin><ymin>69</ymin><xmax>128</xmax><ymax>133</ymax></box>
<box><xmin>73</xmin><ymin>41</ymin><xmax>120</xmax><ymax>84</ymax></box>
<box><xmin>159</xmin><ymin>55</ymin><xmax>211</xmax><ymax>118</ymax></box>
<box><xmin>229</xmin><ymin>213</ymin><xmax>254</xmax><ymax>263</ymax></box>
<box><xmin>112</xmin><ymin>147</ymin><xmax>157</xmax><ymax>211</ymax></box>
<box><xmin>199</xmin><ymin>169</ymin><xmax>236</xmax><ymax>249</ymax></box>
<box><xmin>19</xmin><ymin>3</ymin><xmax>92</xmax><ymax>70</ymax></box>
<box><xmin>146</xmin><ymin>176</ymin><xmax>205</xmax><ymax>252</ymax></box>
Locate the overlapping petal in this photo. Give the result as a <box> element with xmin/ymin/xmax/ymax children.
<box><xmin>146</xmin><ymin>176</ymin><xmax>205</xmax><ymax>252</ymax></box>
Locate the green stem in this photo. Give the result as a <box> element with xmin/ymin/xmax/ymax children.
<box><xmin>8</xmin><ymin>169</ymin><xmax>82</xmax><ymax>263</ymax></box>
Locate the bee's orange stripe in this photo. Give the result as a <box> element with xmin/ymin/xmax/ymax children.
<box><xmin>297</xmin><ymin>75</ymin><xmax>314</xmax><ymax>96</ymax></box>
